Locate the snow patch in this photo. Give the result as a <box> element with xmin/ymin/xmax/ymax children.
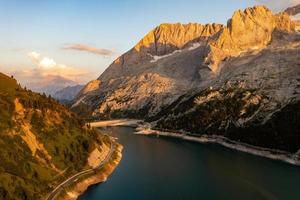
<box><xmin>150</xmin><ymin>42</ymin><xmax>205</xmax><ymax>63</ymax></box>
<box><xmin>188</xmin><ymin>42</ymin><xmax>203</xmax><ymax>50</ymax></box>
<box><xmin>150</xmin><ymin>49</ymin><xmax>182</xmax><ymax>63</ymax></box>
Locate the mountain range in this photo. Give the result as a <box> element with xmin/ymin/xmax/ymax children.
<box><xmin>53</xmin><ymin>85</ymin><xmax>84</xmax><ymax>102</ymax></box>
<box><xmin>73</xmin><ymin>5</ymin><xmax>300</xmax><ymax>153</ymax></box>
<box><xmin>24</xmin><ymin>75</ymin><xmax>78</xmax><ymax>96</ymax></box>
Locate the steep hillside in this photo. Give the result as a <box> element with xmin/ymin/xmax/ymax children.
<box><xmin>0</xmin><ymin>73</ymin><xmax>112</xmax><ymax>200</ymax></box>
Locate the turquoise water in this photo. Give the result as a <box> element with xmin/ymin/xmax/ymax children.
<box><xmin>79</xmin><ymin>127</ymin><xmax>300</xmax><ymax>200</ymax></box>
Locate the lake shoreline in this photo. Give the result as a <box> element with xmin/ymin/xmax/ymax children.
<box><xmin>89</xmin><ymin>119</ymin><xmax>300</xmax><ymax>166</ymax></box>
<box><xmin>76</xmin><ymin>121</ymin><xmax>300</xmax><ymax>199</ymax></box>
<box><xmin>135</xmin><ymin>126</ymin><xmax>300</xmax><ymax>167</ymax></box>
<box><xmin>88</xmin><ymin>119</ymin><xmax>141</xmax><ymax>128</ymax></box>
<box><xmin>56</xmin><ymin>143</ymin><xmax>123</xmax><ymax>200</ymax></box>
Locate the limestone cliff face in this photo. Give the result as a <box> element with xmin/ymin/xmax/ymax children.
<box><xmin>205</xmin><ymin>6</ymin><xmax>293</xmax><ymax>72</ymax></box>
<box><xmin>134</xmin><ymin>23</ymin><xmax>223</xmax><ymax>55</ymax></box>
<box><xmin>100</xmin><ymin>23</ymin><xmax>223</xmax><ymax>82</ymax></box>
<box><xmin>74</xmin><ymin>22</ymin><xmax>224</xmax><ymax>116</ymax></box>
<box><xmin>74</xmin><ymin>5</ymin><xmax>297</xmax><ymax>121</ymax></box>
<box><xmin>77</xmin><ymin>80</ymin><xmax>101</xmax><ymax>97</ymax></box>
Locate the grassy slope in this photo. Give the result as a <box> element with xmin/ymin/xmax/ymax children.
<box><xmin>0</xmin><ymin>73</ymin><xmax>110</xmax><ymax>200</ymax></box>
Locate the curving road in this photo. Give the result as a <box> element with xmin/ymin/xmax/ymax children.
<box><xmin>46</xmin><ymin>141</ymin><xmax>115</xmax><ymax>200</ymax></box>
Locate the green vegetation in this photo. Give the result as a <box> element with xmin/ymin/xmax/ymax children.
<box><xmin>71</xmin><ymin>102</ymin><xmax>93</xmax><ymax>120</ymax></box>
<box><xmin>154</xmin><ymin>87</ymin><xmax>300</xmax><ymax>153</ymax></box>
<box><xmin>0</xmin><ymin>73</ymin><xmax>110</xmax><ymax>199</ymax></box>
<box><xmin>155</xmin><ymin>87</ymin><xmax>264</xmax><ymax>133</ymax></box>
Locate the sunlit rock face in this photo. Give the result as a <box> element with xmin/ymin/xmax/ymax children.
<box><xmin>205</xmin><ymin>6</ymin><xmax>293</xmax><ymax>72</ymax></box>
<box><xmin>74</xmin><ymin>5</ymin><xmax>298</xmax><ymax>120</ymax></box>
<box><xmin>294</xmin><ymin>21</ymin><xmax>300</xmax><ymax>31</ymax></box>
<box><xmin>100</xmin><ymin>23</ymin><xmax>224</xmax><ymax>82</ymax></box>
<box><xmin>74</xmin><ymin>23</ymin><xmax>224</xmax><ymax>117</ymax></box>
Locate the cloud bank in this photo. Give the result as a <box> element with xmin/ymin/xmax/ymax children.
<box><xmin>255</xmin><ymin>0</ymin><xmax>300</xmax><ymax>12</ymax></box>
<box><xmin>12</xmin><ymin>51</ymin><xmax>92</xmax><ymax>92</ymax></box>
<box><xmin>26</xmin><ymin>51</ymin><xmax>89</xmax><ymax>82</ymax></box>
<box><xmin>63</xmin><ymin>44</ymin><xmax>115</xmax><ymax>56</ymax></box>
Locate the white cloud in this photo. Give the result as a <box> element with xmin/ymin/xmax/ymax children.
<box><xmin>255</xmin><ymin>0</ymin><xmax>300</xmax><ymax>12</ymax></box>
<box><xmin>25</xmin><ymin>51</ymin><xmax>89</xmax><ymax>82</ymax></box>
<box><xmin>28</xmin><ymin>51</ymin><xmax>40</xmax><ymax>61</ymax></box>
<box><xmin>9</xmin><ymin>51</ymin><xmax>93</xmax><ymax>92</ymax></box>
<box><xmin>39</xmin><ymin>57</ymin><xmax>57</xmax><ymax>69</ymax></box>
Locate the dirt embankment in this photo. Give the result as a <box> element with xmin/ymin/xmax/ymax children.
<box><xmin>56</xmin><ymin>144</ymin><xmax>123</xmax><ymax>200</ymax></box>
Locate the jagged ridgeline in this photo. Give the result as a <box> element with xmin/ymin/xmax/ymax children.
<box><xmin>73</xmin><ymin>6</ymin><xmax>297</xmax><ymax>119</ymax></box>
<box><xmin>0</xmin><ymin>73</ymin><xmax>109</xmax><ymax>199</ymax></box>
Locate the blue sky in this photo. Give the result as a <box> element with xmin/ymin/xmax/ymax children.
<box><xmin>0</xmin><ymin>0</ymin><xmax>297</xmax><ymax>84</ymax></box>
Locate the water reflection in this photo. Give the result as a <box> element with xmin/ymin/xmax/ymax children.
<box><xmin>79</xmin><ymin>127</ymin><xmax>300</xmax><ymax>200</ymax></box>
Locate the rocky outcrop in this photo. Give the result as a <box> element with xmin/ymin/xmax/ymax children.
<box><xmin>205</xmin><ymin>6</ymin><xmax>293</xmax><ymax>72</ymax></box>
<box><xmin>275</xmin><ymin>12</ymin><xmax>294</xmax><ymax>31</ymax></box>
<box><xmin>74</xmin><ymin>23</ymin><xmax>224</xmax><ymax>117</ymax></box>
<box><xmin>79</xmin><ymin>80</ymin><xmax>101</xmax><ymax>96</ymax></box>
<box><xmin>100</xmin><ymin>23</ymin><xmax>223</xmax><ymax>82</ymax></box>
<box><xmin>57</xmin><ymin>144</ymin><xmax>123</xmax><ymax>200</ymax></box>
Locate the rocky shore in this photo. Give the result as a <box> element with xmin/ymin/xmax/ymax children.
<box><xmin>135</xmin><ymin>125</ymin><xmax>300</xmax><ymax>166</ymax></box>
<box><xmin>56</xmin><ymin>144</ymin><xmax>123</xmax><ymax>200</ymax></box>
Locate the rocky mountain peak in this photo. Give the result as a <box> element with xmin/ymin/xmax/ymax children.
<box><xmin>134</xmin><ymin>23</ymin><xmax>224</xmax><ymax>55</ymax></box>
<box><xmin>204</xmin><ymin>6</ymin><xmax>293</xmax><ymax>72</ymax></box>
<box><xmin>99</xmin><ymin>22</ymin><xmax>223</xmax><ymax>81</ymax></box>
